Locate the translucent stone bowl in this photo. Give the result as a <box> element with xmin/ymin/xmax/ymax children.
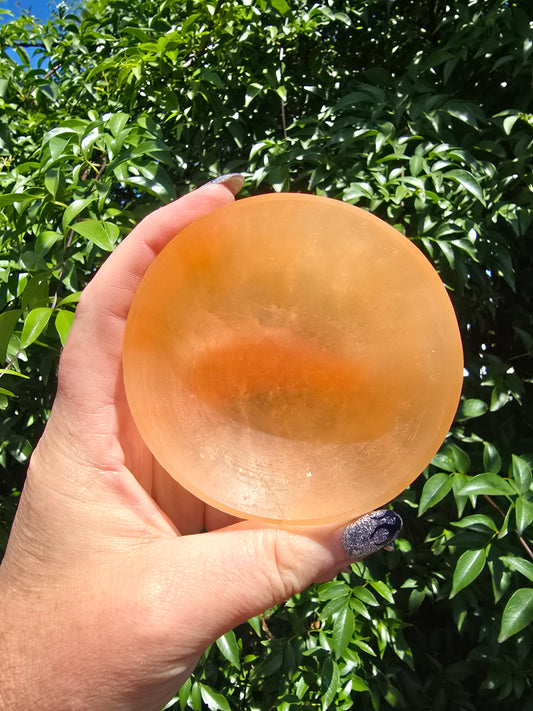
<box><xmin>123</xmin><ymin>193</ymin><xmax>463</xmax><ymax>525</ymax></box>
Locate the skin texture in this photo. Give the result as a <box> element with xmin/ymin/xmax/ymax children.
<box><xmin>0</xmin><ymin>183</ymin><xmax>360</xmax><ymax>711</ymax></box>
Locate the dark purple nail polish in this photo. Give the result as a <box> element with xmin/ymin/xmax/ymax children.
<box><xmin>342</xmin><ymin>510</ymin><xmax>403</xmax><ymax>559</ymax></box>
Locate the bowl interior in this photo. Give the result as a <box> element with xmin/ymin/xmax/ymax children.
<box><xmin>122</xmin><ymin>194</ymin><xmax>463</xmax><ymax>524</ymax></box>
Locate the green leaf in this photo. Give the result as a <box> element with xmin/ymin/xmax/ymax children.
<box><xmin>189</xmin><ymin>680</ymin><xmax>203</xmax><ymax>711</ymax></box>
<box><xmin>409</xmin><ymin>154</ymin><xmax>424</xmax><ymax>176</ymax></box>
<box><xmin>199</xmin><ymin>683</ymin><xmax>231</xmax><ymax>711</ymax></box>
<box><xmin>501</xmin><ymin>113</ymin><xmax>520</xmax><ymax>135</ymax></box>
<box><xmin>510</xmin><ymin>455</ymin><xmax>532</xmax><ymax>494</ymax></box>
<box><xmin>0</xmin><ymin>370</ymin><xmax>29</xmax><ymax>379</ymax></box>
<box><xmin>500</xmin><ymin>555</ymin><xmax>533</xmax><ymax>584</ymax></box>
<box><xmin>15</xmin><ymin>45</ymin><xmax>30</xmax><ymax>66</ymax></box>
<box><xmin>20</xmin><ymin>307</ymin><xmax>53</xmax><ymax>349</ymax></box>
<box><xmin>55</xmin><ymin>310</ymin><xmax>75</xmax><ymax>347</ymax></box>
<box><xmin>457</xmin><ymin>398</ymin><xmax>488</xmax><ymax>420</ymax></box>
<box><xmin>275</xmin><ymin>85</ymin><xmax>287</xmax><ymax>102</ymax></box>
<box><xmin>451</xmin><ymin>548</ymin><xmax>487</xmax><ymax>597</ymax></box>
<box><xmin>332</xmin><ymin>604</ymin><xmax>354</xmax><ymax>657</ymax></box>
<box><xmin>321</xmin><ymin>657</ymin><xmax>341</xmax><ymax>711</ymax></box>
<box><xmin>0</xmin><ymin>386</ymin><xmax>15</xmax><ymax>398</ymax></box>
<box><xmin>247</xmin><ymin>615</ymin><xmax>262</xmax><ymax>637</ymax></box>
<box><xmin>459</xmin><ymin>473</ymin><xmax>514</xmax><ymax>497</ymax></box>
<box><xmin>201</xmin><ymin>70</ymin><xmax>225</xmax><ymax>90</ymax></box>
<box><xmin>351</xmin><ymin>675</ymin><xmax>370</xmax><ymax>692</ymax></box>
<box><xmin>176</xmin><ymin>677</ymin><xmax>192</xmax><ymax>708</ymax></box>
<box><xmin>36</xmin><ymin>230</ymin><xmax>62</xmax><ymax>255</ymax></box>
<box><xmin>106</xmin><ymin>112</ymin><xmax>130</xmax><ymax>137</ymax></box>
<box><xmin>419</xmin><ymin>472</ymin><xmax>453</xmax><ymax>515</ymax></box>
<box><xmin>318</xmin><ymin>580</ymin><xmax>351</xmax><ymax>601</ymax></box>
<box><xmin>245</xmin><ymin>82</ymin><xmax>263</xmax><ymax>107</ymax></box>
<box><xmin>490</xmin><ymin>384</ymin><xmax>511</xmax><ymax>411</ymax></box>
<box><xmin>483</xmin><ymin>442</ymin><xmax>501</xmax><ymax>474</ymax></box>
<box><xmin>353</xmin><ymin>586</ymin><xmax>379</xmax><ymax>606</ymax></box>
<box><xmin>57</xmin><ymin>292</ymin><xmax>82</xmax><ymax>307</ymax></box>
<box><xmin>334</xmin><ymin>11</ymin><xmax>351</xmax><ymax>26</ymax></box>
<box><xmin>451</xmin><ymin>514</ymin><xmax>498</xmax><ymax>533</ymax></box>
<box><xmin>498</xmin><ymin>505</ymin><xmax>513</xmax><ymax>540</ymax></box>
<box><xmin>215</xmin><ymin>630</ymin><xmax>240</xmax><ymax>669</ymax></box>
<box><xmin>488</xmin><ymin>557</ymin><xmax>512</xmax><ymax>604</ymax></box>
<box><xmin>20</xmin><ymin>274</ymin><xmax>49</xmax><ymax>313</ymax></box>
<box><xmin>123</xmin><ymin>171</ymin><xmax>175</xmax><ymax>202</ymax></box>
<box><xmin>0</xmin><ymin>310</ymin><xmax>21</xmax><ymax>364</ymax></box>
<box><xmin>62</xmin><ymin>196</ymin><xmax>96</xmax><ymax>230</ymax></box>
<box><xmin>432</xmin><ymin>444</ymin><xmax>470</xmax><ymax>474</ymax></box>
<box><xmin>515</xmin><ymin>498</ymin><xmax>533</xmax><ymax>535</ymax></box>
<box><xmin>384</xmin><ymin>682</ymin><xmax>404</xmax><ymax>706</ymax></box>
<box><xmin>369</xmin><ymin>580</ymin><xmax>395</xmax><ymax>604</ymax></box>
<box><xmin>350</xmin><ymin>597</ymin><xmax>371</xmax><ymax>619</ymax></box>
<box><xmin>452</xmin><ymin>472</ymin><xmax>471</xmax><ymax>517</ymax></box>
<box><xmin>445</xmin><ymin>169</ymin><xmax>485</xmax><ymax>204</ymax></box>
<box><xmin>0</xmin><ymin>190</ymin><xmax>45</xmax><ymax>207</ymax></box>
<box><xmin>498</xmin><ymin>588</ymin><xmax>533</xmax><ymax>642</ymax></box>
<box><xmin>47</xmin><ymin>135</ymin><xmax>70</xmax><ymax>162</ymax></box>
<box><xmin>353</xmin><ymin>637</ymin><xmax>377</xmax><ymax>656</ymax></box>
<box><xmin>44</xmin><ymin>168</ymin><xmax>64</xmax><ymax>199</ymax></box>
<box><xmin>20</xmin><ymin>251</ymin><xmax>47</xmax><ymax>272</ymax></box>
<box><xmin>71</xmin><ymin>220</ymin><xmax>119</xmax><ymax>251</ymax></box>
<box><xmin>253</xmin><ymin>646</ymin><xmax>284</xmax><ymax>677</ymax></box>
<box><xmin>321</xmin><ymin>595</ymin><xmax>350</xmax><ymax>619</ymax></box>
<box><xmin>271</xmin><ymin>0</ymin><xmax>290</xmax><ymax>15</ymax></box>
<box><xmin>39</xmin><ymin>82</ymin><xmax>59</xmax><ymax>103</ymax></box>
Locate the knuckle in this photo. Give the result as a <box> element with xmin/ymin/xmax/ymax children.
<box><xmin>260</xmin><ymin>529</ymin><xmax>315</xmax><ymax>603</ymax></box>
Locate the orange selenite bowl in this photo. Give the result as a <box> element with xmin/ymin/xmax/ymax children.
<box><xmin>122</xmin><ymin>193</ymin><xmax>463</xmax><ymax>525</ymax></box>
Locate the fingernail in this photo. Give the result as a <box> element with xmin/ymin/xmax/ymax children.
<box><xmin>203</xmin><ymin>173</ymin><xmax>245</xmax><ymax>195</ymax></box>
<box><xmin>342</xmin><ymin>510</ymin><xmax>403</xmax><ymax>559</ymax></box>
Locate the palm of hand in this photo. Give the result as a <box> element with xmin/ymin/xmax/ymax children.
<box><xmin>3</xmin><ymin>188</ymin><xmax>245</xmax><ymax>709</ymax></box>
<box><xmin>1</xmin><ymin>185</ymin><xmax>348</xmax><ymax>711</ymax></box>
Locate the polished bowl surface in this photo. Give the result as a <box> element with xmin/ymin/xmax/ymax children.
<box><xmin>123</xmin><ymin>193</ymin><xmax>463</xmax><ymax>524</ymax></box>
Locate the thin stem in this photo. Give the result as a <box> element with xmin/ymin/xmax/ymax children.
<box><xmin>484</xmin><ymin>494</ymin><xmax>505</xmax><ymax>519</ymax></box>
<box><xmin>0</xmin><ymin>347</ymin><xmax>24</xmax><ymax>380</ymax></box>
<box><xmin>518</xmin><ymin>536</ymin><xmax>533</xmax><ymax>562</ymax></box>
<box><xmin>51</xmin><ymin>156</ymin><xmax>107</xmax><ymax>310</ymax></box>
<box><xmin>94</xmin><ymin>156</ymin><xmax>107</xmax><ymax>181</ymax></box>
<box><xmin>21</xmin><ymin>63</ymin><xmax>60</xmax><ymax>103</ymax></box>
<box><xmin>50</xmin><ymin>227</ymin><xmax>75</xmax><ymax>310</ymax></box>
<box><xmin>8</xmin><ymin>42</ymin><xmax>45</xmax><ymax>50</ymax></box>
<box><xmin>484</xmin><ymin>494</ymin><xmax>533</xmax><ymax>563</ymax></box>
<box><xmin>280</xmin><ymin>98</ymin><xmax>287</xmax><ymax>141</ymax></box>
<box><xmin>259</xmin><ymin>612</ymin><xmax>273</xmax><ymax>639</ymax></box>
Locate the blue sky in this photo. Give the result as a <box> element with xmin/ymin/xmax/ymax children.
<box><xmin>3</xmin><ymin>0</ymin><xmax>55</xmax><ymax>20</ymax></box>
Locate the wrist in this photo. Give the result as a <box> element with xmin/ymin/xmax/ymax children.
<box><xmin>0</xmin><ymin>569</ymin><xmax>90</xmax><ymax>711</ymax></box>
<box><xmin>0</xmin><ymin>574</ymin><xmax>38</xmax><ymax>709</ymax></box>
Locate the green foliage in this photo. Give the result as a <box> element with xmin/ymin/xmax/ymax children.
<box><xmin>1</xmin><ymin>0</ymin><xmax>532</xmax><ymax>708</ymax></box>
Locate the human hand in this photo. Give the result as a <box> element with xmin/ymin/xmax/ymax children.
<box><xmin>0</xmin><ymin>176</ymin><xmax>402</xmax><ymax>711</ymax></box>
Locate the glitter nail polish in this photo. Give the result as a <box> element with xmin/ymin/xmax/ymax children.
<box><xmin>342</xmin><ymin>510</ymin><xmax>403</xmax><ymax>559</ymax></box>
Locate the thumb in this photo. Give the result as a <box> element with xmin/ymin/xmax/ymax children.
<box><xmin>162</xmin><ymin>511</ymin><xmax>402</xmax><ymax>649</ymax></box>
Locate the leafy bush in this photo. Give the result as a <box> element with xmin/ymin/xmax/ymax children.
<box><xmin>1</xmin><ymin>0</ymin><xmax>532</xmax><ymax>708</ymax></box>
